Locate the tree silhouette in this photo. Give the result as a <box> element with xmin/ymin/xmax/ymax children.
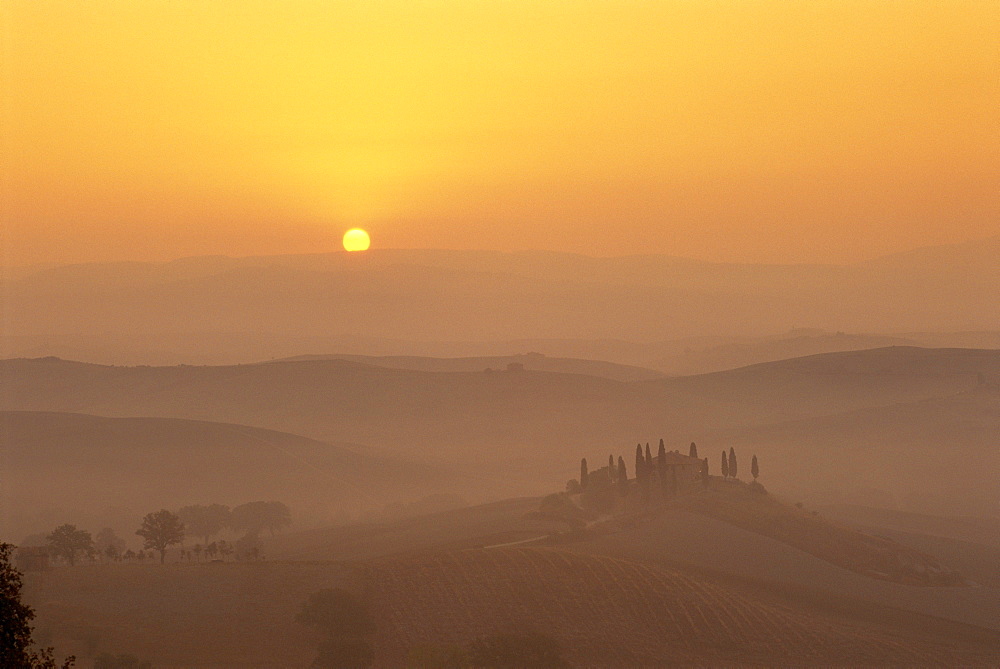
<box><xmin>46</xmin><ymin>524</ymin><xmax>93</xmax><ymax>566</ymax></box>
<box><xmin>657</xmin><ymin>441</ymin><xmax>669</xmax><ymax>497</ymax></box>
<box><xmin>95</xmin><ymin>528</ymin><xmax>125</xmax><ymax>563</ymax></box>
<box><xmin>608</xmin><ymin>454</ymin><xmax>615</xmax><ymax>483</ymax></box>
<box><xmin>689</xmin><ymin>441</ymin><xmax>698</xmax><ymax>458</ymax></box>
<box><xmin>136</xmin><ymin>510</ymin><xmax>185</xmax><ymax>563</ymax></box>
<box><xmin>721</xmin><ymin>451</ymin><xmax>729</xmax><ymax>479</ymax></box>
<box><xmin>177</xmin><ymin>504</ymin><xmax>231</xmax><ymax>546</ymax></box>
<box><xmin>644</xmin><ymin>443</ymin><xmax>653</xmax><ymax>470</ymax></box>
<box><xmin>701</xmin><ymin>458</ymin><xmax>710</xmax><ymax>487</ymax></box>
<box><xmin>634</xmin><ymin>444</ymin><xmax>644</xmax><ymax>483</ymax></box>
<box><xmin>297</xmin><ymin>588</ymin><xmax>375</xmax><ymax>668</ymax></box>
<box><xmin>751</xmin><ymin>454</ymin><xmax>759</xmax><ymax>480</ymax></box>
<box><xmin>729</xmin><ymin>447</ymin><xmax>738</xmax><ymax>479</ymax></box>
<box><xmin>617</xmin><ymin>456</ymin><xmax>628</xmax><ymax>497</ymax></box>
<box><xmin>580</xmin><ymin>458</ymin><xmax>588</xmax><ymax>491</ymax></box>
<box><xmin>0</xmin><ymin>543</ymin><xmax>75</xmax><ymax>668</ymax></box>
<box><xmin>231</xmin><ymin>501</ymin><xmax>292</xmax><ymax>536</ymax></box>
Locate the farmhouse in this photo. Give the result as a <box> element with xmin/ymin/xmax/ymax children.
<box><xmin>660</xmin><ymin>451</ymin><xmax>703</xmax><ymax>486</ymax></box>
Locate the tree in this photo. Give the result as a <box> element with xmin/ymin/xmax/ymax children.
<box><xmin>608</xmin><ymin>454</ymin><xmax>615</xmax><ymax>483</ymax></box>
<box><xmin>616</xmin><ymin>456</ymin><xmax>628</xmax><ymax>497</ymax></box>
<box><xmin>176</xmin><ymin>504</ymin><xmax>231</xmax><ymax>546</ymax></box>
<box><xmin>217</xmin><ymin>540</ymin><xmax>234</xmax><ymax>560</ymax></box>
<box><xmin>729</xmin><ymin>447</ymin><xmax>738</xmax><ymax>479</ymax></box>
<box><xmin>95</xmin><ymin>528</ymin><xmax>125</xmax><ymax>563</ymax></box>
<box><xmin>657</xmin><ymin>441</ymin><xmax>669</xmax><ymax>497</ymax></box>
<box><xmin>751</xmin><ymin>454</ymin><xmax>759</xmax><ymax>480</ymax></box>
<box><xmin>634</xmin><ymin>444</ymin><xmax>644</xmax><ymax>482</ymax></box>
<box><xmin>689</xmin><ymin>441</ymin><xmax>698</xmax><ymax>458</ymax></box>
<box><xmin>297</xmin><ymin>588</ymin><xmax>375</xmax><ymax>668</ymax></box>
<box><xmin>579</xmin><ymin>458</ymin><xmax>588</xmax><ymax>491</ymax></box>
<box><xmin>721</xmin><ymin>451</ymin><xmax>729</xmax><ymax>479</ymax></box>
<box><xmin>644</xmin><ymin>443</ymin><xmax>653</xmax><ymax>470</ymax></box>
<box><xmin>46</xmin><ymin>525</ymin><xmax>93</xmax><ymax>566</ymax></box>
<box><xmin>136</xmin><ymin>510</ymin><xmax>185</xmax><ymax>564</ymax></box>
<box><xmin>0</xmin><ymin>543</ymin><xmax>75</xmax><ymax>668</ymax></box>
<box><xmin>701</xmin><ymin>458</ymin><xmax>710</xmax><ymax>487</ymax></box>
<box><xmin>231</xmin><ymin>501</ymin><xmax>292</xmax><ymax>536</ymax></box>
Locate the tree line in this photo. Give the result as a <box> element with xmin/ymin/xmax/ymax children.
<box><xmin>26</xmin><ymin>501</ymin><xmax>292</xmax><ymax>566</ymax></box>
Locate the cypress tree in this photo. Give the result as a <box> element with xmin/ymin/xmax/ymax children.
<box><xmin>644</xmin><ymin>443</ymin><xmax>653</xmax><ymax>470</ymax></box>
<box><xmin>580</xmin><ymin>458</ymin><xmax>589</xmax><ymax>490</ymax></box>
<box><xmin>657</xmin><ymin>447</ymin><xmax>668</xmax><ymax>497</ymax></box>
<box><xmin>701</xmin><ymin>458</ymin><xmax>710</xmax><ymax>487</ymax></box>
<box><xmin>751</xmin><ymin>454</ymin><xmax>759</xmax><ymax>480</ymax></box>
<box><xmin>635</xmin><ymin>444</ymin><xmax>644</xmax><ymax>482</ymax></box>
<box><xmin>617</xmin><ymin>456</ymin><xmax>628</xmax><ymax>496</ymax></box>
<box><xmin>689</xmin><ymin>442</ymin><xmax>698</xmax><ymax>458</ymax></box>
<box><xmin>721</xmin><ymin>451</ymin><xmax>729</xmax><ymax>479</ymax></box>
<box><xmin>608</xmin><ymin>454</ymin><xmax>615</xmax><ymax>483</ymax></box>
<box><xmin>729</xmin><ymin>447</ymin><xmax>738</xmax><ymax>479</ymax></box>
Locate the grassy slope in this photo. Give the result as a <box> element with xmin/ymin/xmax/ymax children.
<box><xmin>1</xmin><ymin>411</ymin><xmax>443</xmax><ymax>541</ymax></box>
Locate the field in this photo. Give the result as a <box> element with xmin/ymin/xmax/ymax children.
<box><xmin>367</xmin><ymin>547</ymin><xmax>998</xmax><ymax>666</ymax></box>
<box><xmin>23</xmin><ymin>561</ymin><xmax>360</xmax><ymax>667</ymax></box>
<box><xmin>22</xmin><ymin>549</ymin><xmax>1000</xmax><ymax>668</ymax></box>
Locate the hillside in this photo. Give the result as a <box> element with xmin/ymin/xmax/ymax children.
<box><xmin>22</xmin><ymin>561</ymin><xmax>357</xmax><ymax>667</ymax></box>
<box><xmin>2</xmin><ymin>348</ymin><xmax>997</xmax><ymax>514</ymax></box>
<box><xmin>0</xmin><ymin>411</ymin><xmax>445</xmax><ymax>542</ymax></box>
<box><xmin>21</xmin><ymin>551</ymin><xmax>999</xmax><ymax>667</ymax></box>
<box><xmin>271</xmin><ymin>352</ymin><xmax>666</xmax><ymax>382</ymax></box>
<box><xmin>711</xmin><ymin>386</ymin><xmax>1000</xmax><ymax>516</ymax></box>
<box><xmin>367</xmin><ymin>548</ymin><xmax>997</xmax><ymax>666</ymax></box>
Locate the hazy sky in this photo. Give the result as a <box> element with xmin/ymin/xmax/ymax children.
<box><xmin>3</xmin><ymin>1</ymin><xmax>997</xmax><ymax>266</ymax></box>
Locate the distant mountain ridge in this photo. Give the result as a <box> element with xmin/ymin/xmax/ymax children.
<box><xmin>2</xmin><ymin>237</ymin><xmax>997</xmax><ymax>353</ymax></box>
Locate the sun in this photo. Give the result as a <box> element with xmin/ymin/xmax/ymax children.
<box><xmin>342</xmin><ymin>228</ymin><xmax>371</xmax><ymax>252</ymax></box>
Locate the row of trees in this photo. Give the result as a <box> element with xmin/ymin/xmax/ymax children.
<box><xmin>35</xmin><ymin>501</ymin><xmax>292</xmax><ymax>566</ymax></box>
<box><xmin>720</xmin><ymin>448</ymin><xmax>760</xmax><ymax>481</ymax></box>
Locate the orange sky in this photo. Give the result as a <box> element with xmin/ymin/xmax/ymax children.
<box><xmin>3</xmin><ymin>1</ymin><xmax>997</xmax><ymax>266</ymax></box>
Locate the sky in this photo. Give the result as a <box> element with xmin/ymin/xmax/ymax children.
<box><xmin>3</xmin><ymin>0</ymin><xmax>998</xmax><ymax>266</ymax></box>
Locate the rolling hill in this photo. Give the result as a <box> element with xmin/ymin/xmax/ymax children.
<box><xmin>366</xmin><ymin>547</ymin><xmax>998</xmax><ymax>666</ymax></box>
<box><xmin>2</xmin><ymin>347</ymin><xmax>997</xmax><ymax>514</ymax></box>
<box><xmin>271</xmin><ymin>352</ymin><xmax>666</xmax><ymax>382</ymax></box>
<box><xmin>21</xmin><ymin>549</ymin><xmax>999</xmax><ymax>667</ymax></box>
<box><xmin>0</xmin><ymin>411</ymin><xmax>445</xmax><ymax>542</ymax></box>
